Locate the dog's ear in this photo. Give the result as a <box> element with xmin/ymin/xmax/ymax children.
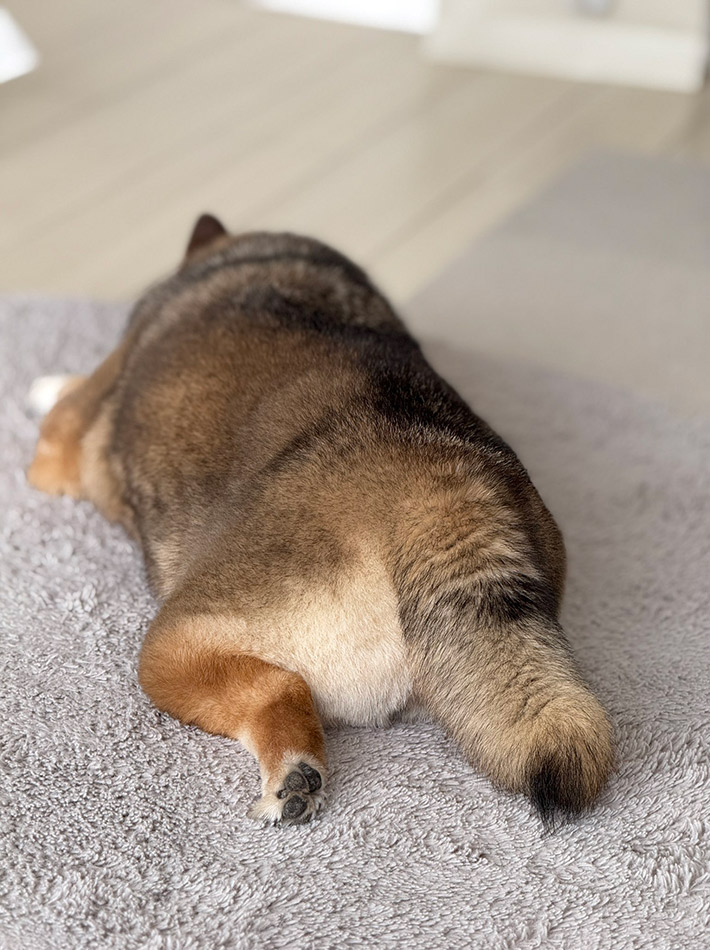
<box><xmin>185</xmin><ymin>213</ymin><xmax>228</xmax><ymax>259</ymax></box>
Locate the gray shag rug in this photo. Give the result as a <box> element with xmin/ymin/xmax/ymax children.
<box><xmin>1</xmin><ymin>295</ymin><xmax>709</xmax><ymax>949</ymax></box>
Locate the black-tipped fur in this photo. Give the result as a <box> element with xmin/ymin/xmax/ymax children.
<box><xmin>529</xmin><ymin>751</ymin><xmax>593</xmax><ymax>826</ymax></box>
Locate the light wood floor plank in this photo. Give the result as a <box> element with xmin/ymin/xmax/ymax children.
<box><xmin>0</xmin><ymin>8</ymin><xmax>332</xmax><ymax>247</ymax></box>
<box><xmin>377</xmin><ymin>85</ymin><xmax>698</xmax><ymax>299</ymax></box>
<box><xmin>2</xmin><ymin>23</ymin><xmax>454</xmax><ymax>294</ymax></box>
<box><xmin>1</xmin><ymin>1</ymin><xmax>709</xmax><ymax>308</ymax></box>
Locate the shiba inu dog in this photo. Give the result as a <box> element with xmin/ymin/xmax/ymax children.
<box><xmin>28</xmin><ymin>215</ymin><xmax>613</xmax><ymax>825</ymax></box>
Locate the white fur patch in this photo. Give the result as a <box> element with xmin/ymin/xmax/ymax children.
<box><xmin>27</xmin><ymin>375</ymin><xmax>74</xmax><ymax>415</ymax></box>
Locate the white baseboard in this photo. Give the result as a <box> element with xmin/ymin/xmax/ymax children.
<box><xmin>425</xmin><ymin>12</ymin><xmax>708</xmax><ymax>92</ymax></box>
<box><xmin>250</xmin><ymin>0</ymin><xmax>438</xmax><ymax>34</ymax></box>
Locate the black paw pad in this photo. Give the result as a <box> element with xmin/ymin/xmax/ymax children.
<box><xmin>298</xmin><ymin>762</ymin><xmax>322</xmax><ymax>792</ymax></box>
<box><xmin>284</xmin><ymin>770</ymin><xmax>308</xmax><ymax>792</ymax></box>
<box><xmin>282</xmin><ymin>795</ymin><xmax>307</xmax><ymax>820</ymax></box>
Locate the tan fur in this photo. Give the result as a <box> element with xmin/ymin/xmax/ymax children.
<box><xmin>80</xmin><ymin>403</ymin><xmax>136</xmax><ymax>533</ymax></box>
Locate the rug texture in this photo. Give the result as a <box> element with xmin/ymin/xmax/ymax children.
<box><xmin>1</xmin><ymin>292</ymin><xmax>708</xmax><ymax>949</ymax></box>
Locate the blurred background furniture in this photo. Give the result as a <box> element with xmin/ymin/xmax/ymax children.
<box><xmin>428</xmin><ymin>0</ymin><xmax>709</xmax><ymax>91</ymax></box>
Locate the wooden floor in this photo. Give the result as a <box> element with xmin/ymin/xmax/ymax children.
<box><xmin>1</xmin><ymin>0</ymin><xmax>709</xmax><ymax>307</ymax></box>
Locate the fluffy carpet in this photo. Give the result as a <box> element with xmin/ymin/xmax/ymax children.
<box><xmin>1</xmin><ymin>293</ymin><xmax>708</xmax><ymax>949</ymax></box>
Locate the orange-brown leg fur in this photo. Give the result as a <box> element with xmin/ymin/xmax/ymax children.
<box><xmin>28</xmin><ymin>344</ymin><xmax>130</xmax><ymax>509</ymax></box>
<box><xmin>27</xmin><ymin>376</ymin><xmax>88</xmax><ymax>497</ymax></box>
<box><xmin>138</xmin><ymin>622</ymin><xmax>326</xmax><ymax>824</ymax></box>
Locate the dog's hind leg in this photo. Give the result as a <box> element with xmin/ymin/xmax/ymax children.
<box><xmin>27</xmin><ymin>374</ymin><xmax>89</xmax><ymax>497</ymax></box>
<box><xmin>27</xmin><ymin>344</ymin><xmax>127</xmax><ymax>499</ymax></box>
<box><xmin>138</xmin><ymin>613</ymin><xmax>327</xmax><ymax>826</ymax></box>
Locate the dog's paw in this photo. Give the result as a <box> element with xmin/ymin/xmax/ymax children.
<box><xmin>248</xmin><ymin>759</ymin><xmax>325</xmax><ymax>827</ymax></box>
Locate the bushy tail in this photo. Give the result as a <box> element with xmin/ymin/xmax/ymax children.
<box><xmin>394</xmin><ymin>503</ymin><xmax>613</xmax><ymax>822</ymax></box>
